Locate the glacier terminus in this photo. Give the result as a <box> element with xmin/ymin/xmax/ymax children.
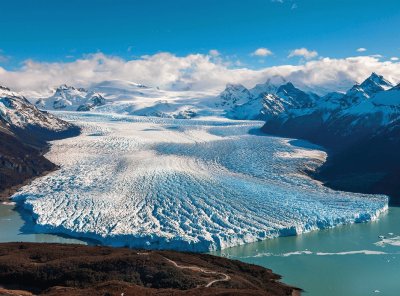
<box><xmin>12</xmin><ymin>112</ymin><xmax>388</xmax><ymax>252</ymax></box>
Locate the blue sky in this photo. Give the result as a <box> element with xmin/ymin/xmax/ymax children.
<box><xmin>1</xmin><ymin>0</ymin><xmax>399</xmax><ymax>69</ymax></box>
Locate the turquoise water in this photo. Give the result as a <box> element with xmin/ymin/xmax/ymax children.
<box><xmin>211</xmin><ymin>207</ymin><xmax>400</xmax><ymax>296</ymax></box>
<box><xmin>0</xmin><ymin>202</ymin><xmax>86</xmax><ymax>245</ymax></box>
<box><xmin>1</xmin><ymin>202</ymin><xmax>399</xmax><ymax>295</ymax></box>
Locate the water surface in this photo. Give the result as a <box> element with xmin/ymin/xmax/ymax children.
<box><xmin>211</xmin><ymin>207</ymin><xmax>400</xmax><ymax>296</ymax></box>
<box><xmin>0</xmin><ymin>202</ymin><xmax>86</xmax><ymax>245</ymax></box>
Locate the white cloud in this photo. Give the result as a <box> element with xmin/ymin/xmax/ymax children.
<box><xmin>209</xmin><ymin>49</ymin><xmax>220</xmax><ymax>57</ymax></box>
<box><xmin>0</xmin><ymin>53</ymin><xmax>399</xmax><ymax>96</ymax></box>
<box><xmin>252</xmin><ymin>48</ymin><xmax>273</xmax><ymax>57</ymax></box>
<box><xmin>357</xmin><ymin>48</ymin><xmax>367</xmax><ymax>52</ymax></box>
<box><xmin>391</xmin><ymin>57</ymin><xmax>399</xmax><ymax>61</ymax></box>
<box><xmin>288</xmin><ymin>48</ymin><xmax>318</xmax><ymax>59</ymax></box>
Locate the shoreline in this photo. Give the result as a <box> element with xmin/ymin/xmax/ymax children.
<box><xmin>0</xmin><ymin>167</ymin><xmax>58</xmax><ymax>203</ymax></box>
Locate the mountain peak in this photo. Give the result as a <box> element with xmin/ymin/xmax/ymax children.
<box><xmin>363</xmin><ymin>72</ymin><xmax>392</xmax><ymax>87</ymax></box>
<box><xmin>225</xmin><ymin>83</ymin><xmax>247</xmax><ymax>91</ymax></box>
<box><xmin>346</xmin><ymin>73</ymin><xmax>393</xmax><ymax>101</ymax></box>
<box><xmin>277</xmin><ymin>82</ymin><xmax>299</xmax><ymax>94</ymax></box>
<box><xmin>55</xmin><ymin>84</ymin><xmax>87</xmax><ymax>93</ymax></box>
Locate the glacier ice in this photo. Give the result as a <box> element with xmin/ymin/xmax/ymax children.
<box><xmin>12</xmin><ymin>112</ymin><xmax>388</xmax><ymax>252</ymax></box>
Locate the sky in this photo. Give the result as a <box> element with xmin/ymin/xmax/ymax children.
<box><xmin>0</xmin><ymin>0</ymin><xmax>400</xmax><ymax>93</ymax></box>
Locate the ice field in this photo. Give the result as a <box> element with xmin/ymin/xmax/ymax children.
<box><xmin>12</xmin><ymin>112</ymin><xmax>388</xmax><ymax>251</ymax></box>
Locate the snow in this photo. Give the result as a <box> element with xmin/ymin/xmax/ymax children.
<box><xmin>12</xmin><ymin>112</ymin><xmax>388</xmax><ymax>252</ymax></box>
<box><xmin>0</xmin><ymin>86</ymin><xmax>71</xmax><ymax>131</ymax></box>
<box><xmin>86</xmin><ymin>80</ymin><xmax>220</xmax><ymax>118</ymax></box>
<box><xmin>339</xmin><ymin>87</ymin><xmax>400</xmax><ymax>125</ymax></box>
<box><xmin>35</xmin><ymin>85</ymin><xmax>106</xmax><ymax>111</ymax></box>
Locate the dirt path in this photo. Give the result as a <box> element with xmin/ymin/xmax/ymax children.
<box><xmin>162</xmin><ymin>256</ymin><xmax>231</xmax><ymax>288</ymax></box>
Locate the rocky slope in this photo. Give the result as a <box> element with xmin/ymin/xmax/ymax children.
<box><xmin>0</xmin><ymin>242</ymin><xmax>300</xmax><ymax>296</ymax></box>
<box><xmin>0</xmin><ymin>86</ymin><xmax>80</xmax><ymax>199</ymax></box>
<box><xmin>258</xmin><ymin>73</ymin><xmax>400</xmax><ymax>204</ymax></box>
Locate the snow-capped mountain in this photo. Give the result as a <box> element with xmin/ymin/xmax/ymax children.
<box><xmin>341</xmin><ymin>72</ymin><xmax>393</xmax><ymax>107</ymax></box>
<box><xmin>0</xmin><ymin>85</ymin><xmax>76</xmax><ymax>135</ymax></box>
<box><xmin>261</xmin><ymin>73</ymin><xmax>397</xmax><ymax>133</ymax></box>
<box><xmin>224</xmin><ymin>81</ymin><xmax>319</xmax><ymax>120</ymax></box>
<box><xmin>35</xmin><ymin>84</ymin><xmax>106</xmax><ymax>112</ymax></box>
<box><xmin>215</xmin><ymin>83</ymin><xmax>253</xmax><ymax>109</ymax></box>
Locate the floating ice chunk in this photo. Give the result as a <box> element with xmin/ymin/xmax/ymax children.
<box><xmin>375</xmin><ymin>236</ymin><xmax>400</xmax><ymax>247</ymax></box>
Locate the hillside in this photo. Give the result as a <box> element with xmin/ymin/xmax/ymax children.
<box><xmin>0</xmin><ymin>242</ymin><xmax>299</xmax><ymax>296</ymax></box>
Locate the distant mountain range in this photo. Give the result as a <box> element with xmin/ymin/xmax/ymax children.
<box><xmin>34</xmin><ymin>81</ymin><xmax>204</xmax><ymax>119</ymax></box>
<box><xmin>0</xmin><ymin>86</ymin><xmax>79</xmax><ymax>198</ymax></box>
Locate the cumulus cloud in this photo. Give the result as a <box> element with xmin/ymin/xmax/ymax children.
<box><xmin>357</xmin><ymin>48</ymin><xmax>367</xmax><ymax>52</ymax></box>
<box><xmin>288</xmin><ymin>48</ymin><xmax>318</xmax><ymax>59</ymax></box>
<box><xmin>252</xmin><ymin>48</ymin><xmax>273</xmax><ymax>57</ymax></box>
<box><xmin>0</xmin><ymin>52</ymin><xmax>399</xmax><ymax>96</ymax></box>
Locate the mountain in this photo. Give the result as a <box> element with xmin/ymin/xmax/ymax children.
<box><xmin>224</xmin><ymin>81</ymin><xmax>319</xmax><ymax>120</ymax></box>
<box><xmin>215</xmin><ymin>83</ymin><xmax>253</xmax><ymax>109</ymax></box>
<box><xmin>341</xmin><ymin>72</ymin><xmax>393</xmax><ymax>107</ymax></box>
<box><xmin>260</xmin><ymin>73</ymin><xmax>400</xmax><ymax>204</ymax></box>
<box><xmin>35</xmin><ymin>85</ymin><xmax>106</xmax><ymax>111</ymax></box>
<box><xmin>0</xmin><ymin>85</ymin><xmax>79</xmax><ymax>199</ymax></box>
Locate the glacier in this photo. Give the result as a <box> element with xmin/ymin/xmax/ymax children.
<box><xmin>12</xmin><ymin>112</ymin><xmax>388</xmax><ymax>252</ymax></box>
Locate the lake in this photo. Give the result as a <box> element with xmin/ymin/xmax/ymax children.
<box><xmin>211</xmin><ymin>207</ymin><xmax>400</xmax><ymax>295</ymax></box>
<box><xmin>1</xmin><ymin>201</ymin><xmax>399</xmax><ymax>295</ymax></box>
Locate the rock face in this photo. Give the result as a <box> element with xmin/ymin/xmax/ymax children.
<box><xmin>0</xmin><ymin>242</ymin><xmax>300</xmax><ymax>296</ymax></box>
<box><xmin>0</xmin><ymin>86</ymin><xmax>80</xmax><ymax>199</ymax></box>
<box><xmin>35</xmin><ymin>85</ymin><xmax>106</xmax><ymax>112</ymax></box>
<box><xmin>258</xmin><ymin>73</ymin><xmax>400</xmax><ymax>204</ymax></box>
